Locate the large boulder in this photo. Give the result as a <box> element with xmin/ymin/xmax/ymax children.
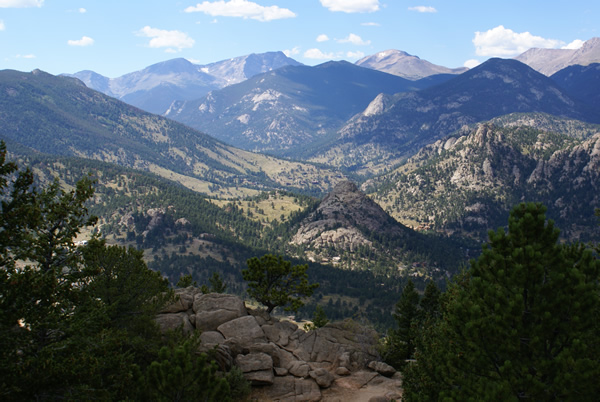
<box><xmin>160</xmin><ymin>287</ymin><xmax>198</xmax><ymax>313</ymax></box>
<box><xmin>294</xmin><ymin>320</ymin><xmax>379</xmax><ymax>369</ymax></box>
<box><xmin>287</xmin><ymin>360</ymin><xmax>311</xmax><ymax>378</ymax></box>
<box><xmin>309</xmin><ymin>368</ymin><xmax>335</xmax><ymax>388</ymax></box>
<box><xmin>155</xmin><ymin>312</ymin><xmax>194</xmax><ymax>334</ymax></box>
<box><xmin>193</xmin><ymin>293</ymin><xmax>247</xmax><ymax>331</ymax></box>
<box><xmin>368</xmin><ymin>361</ymin><xmax>396</xmax><ymax>377</ymax></box>
<box><xmin>199</xmin><ymin>330</ymin><xmax>225</xmax><ymax>345</ymax></box>
<box><xmin>217</xmin><ymin>315</ymin><xmax>267</xmax><ymax>347</ymax></box>
<box><xmin>235</xmin><ymin>352</ymin><xmax>274</xmax><ymax>385</ymax></box>
<box><xmin>262</xmin><ymin>321</ymin><xmax>299</xmax><ymax>346</ymax></box>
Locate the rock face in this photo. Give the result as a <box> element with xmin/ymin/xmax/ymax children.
<box><xmin>156</xmin><ymin>289</ymin><xmax>401</xmax><ymax>401</ymax></box>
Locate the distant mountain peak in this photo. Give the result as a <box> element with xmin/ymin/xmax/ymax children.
<box><xmin>372</xmin><ymin>49</ymin><xmax>417</xmax><ymax>60</ymax></box>
<box><xmin>356</xmin><ymin>49</ymin><xmax>467</xmax><ymax>80</ymax></box>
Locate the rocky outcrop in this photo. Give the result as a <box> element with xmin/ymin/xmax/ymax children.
<box><xmin>370</xmin><ymin>122</ymin><xmax>600</xmax><ymax>242</ymax></box>
<box><xmin>291</xmin><ymin>181</ymin><xmax>408</xmax><ymax>253</ymax></box>
<box><xmin>156</xmin><ymin>289</ymin><xmax>401</xmax><ymax>401</ymax></box>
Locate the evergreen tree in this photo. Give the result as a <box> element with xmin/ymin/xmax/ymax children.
<box><xmin>242</xmin><ymin>254</ymin><xmax>318</xmax><ymax>314</ymax></box>
<box><xmin>418</xmin><ymin>281</ymin><xmax>441</xmax><ymax>321</ymax></box>
<box><xmin>208</xmin><ymin>271</ymin><xmax>227</xmax><ymax>293</ymax></box>
<box><xmin>404</xmin><ymin>203</ymin><xmax>600</xmax><ymax>401</ymax></box>
<box><xmin>176</xmin><ymin>273</ymin><xmax>197</xmax><ymax>288</ymax></box>
<box><xmin>135</xmin><ymin>336</ymin><xmax>231</xmax><ymax>401</ymax></box>
<box><xmin>0</xmin><ymin>142</ymin><xmax>226</xmax><ymax>400</ymax></box>
<box><xmin>383</xmin><ymin>280</ymin><xmax>420</xmax><ymax>369</ymax></box>
<box><xmin>304</xmin><ymin>305</ymin><xmax>329</xmax><ymax>331</ymax></box>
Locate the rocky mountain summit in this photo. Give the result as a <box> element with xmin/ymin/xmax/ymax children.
<box><xmin>356</xmin><ymin>49</ymin><xmax>468</xmax><ymax>80</ymax></box>
<box><xmin>157</xmin><ymin>290</ymin><xmax>403</xmax><ymax>401</ymax></box>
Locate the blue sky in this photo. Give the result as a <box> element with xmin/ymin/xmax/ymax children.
<box><xmin>1</xmin><ymin>0</ymin><xmax>598</xmax><ymax>78</ymax></box>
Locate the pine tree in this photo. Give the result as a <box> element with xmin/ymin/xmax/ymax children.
<box><xmin>384</xmin><ymin>280</ymin><xmax>420</xmax><ymax>369</ymax></box>
<box><xmin>404</xmin><ymin>203</ymin><xmax>600</xmax><ymax>401</ymax></box>
<box><xmin>242</xmin><ymin>254</ymin><xmax>318</xmax><ymax>314</ymax></box>
<box><xmin>136</xmin><ymin>336</ymin><xmax>231</xmax><ymax>401</ymax></box>
<box><xmin>304</xmin><ymin>305</ymin><xmax>329</xmax><ymax>331</ymax></box>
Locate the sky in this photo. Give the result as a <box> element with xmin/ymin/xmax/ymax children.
<box><xmin>1</xmin><ymin>0</ymin><xmax>598</xmax><ymax>78</ymax></box>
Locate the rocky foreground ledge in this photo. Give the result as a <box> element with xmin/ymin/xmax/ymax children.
<box><xmin>156</xmin><ymin>288</ymin><xmax>402</xmax><ymax>401</ymax></box>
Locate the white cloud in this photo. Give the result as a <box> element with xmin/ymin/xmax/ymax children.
<box><xmin>347</xmin><ymin>51</ymin><xmax>365</xmax><ymax>59</ymax></box>
<box><xmin>361</xmin><ymin>22</ymin><xmax>380</xmax><ymax>27</ymax></box>
<box><xmin>408</xmin><ymin>6</ymin><xmax>437</xmax><ymax>13</ymax></box>
<box><xmin>0</xmin><ymin>20</ymin><xmax>4</xmax><ymax>30</ymax></box>
<box><xmin>68</xmin><ymin>36</ymin><xmax>94</xmax><ymax>47</ymax></box>
<box><xmin>16</xmin><ymin>54</ymin><xmax>35</xmax><ymax>59</ymax></box>
<box><xmin>137</xmin><ymin>26</ymin><xmax>195</xmax><ymax>51</ymax></box>
<box><xmin>562</xmin><ymin>39</ymin><xmax>584</xmax><ymax>50</ymax></box>
<box><xmin>0</xmin><ymin>0</ymin><xmax>43</xmax><ymax>7</ymax></box>
<box><xmin>320</xmin><ymin>0</ymin><xmax>379</xmax><ymax>13</ymax></box>
<box><xmin>337</xmin><ymin>33</ymin><xmax>371</xmax><ymax>46</ymax></box>
<box><xmin>284</xmin><ymin>46</ymin><xmax>300</xmax><ymax>57</ymax></box>
<box><xmin>473</xmin><ymin>25</ymin><xmax>563</xmax><ymax>57</ymax></box>
<box><xmin>463</xmin><ymin>59</ymin><xmax>480</xmax><ymax>68</ymax></box>
<box><xmin>184</xmin><ymin>0</ymin><xmax>296</xmax><ymax>22</ymax></box>
<box><xmin>304</xmin><ymin>48</ymin><xmax>337</xmax><ymax>60</ymax></box>
<box><xmin>316</xmin><ymin>34</ymin><xmax>329</xmax><ymax>43</ymax></box>
<box><xmin>78</xmin><ymin>7</ymin><xmax>86</xmax><ymax>13</ymax></box>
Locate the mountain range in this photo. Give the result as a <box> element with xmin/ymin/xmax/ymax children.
<box><xmin>310</xmin><ymin>58</ymin><xmax>600</xmax><ymax>173</ymax></box>
<box><xmin>164</xmin><ymin>61</ymin><xmax>443</xmax><ymax>154</ymax></box>
<box><xmin>66</xmin><ymin>51</ymin><xmax>302</xmax><ymax>115</ymax></box>
<box><xmin>0</xmin><ymin>68</ymin><xmax>341</xmax><ymax>197</ymax></box>
<box><xmin>62</xmin><ymin>37</ymin><xmax>600</xmax><ymax>120</ymax></box>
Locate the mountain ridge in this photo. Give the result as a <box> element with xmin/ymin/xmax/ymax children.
<box><xmin>515</xmin><ymin>37</ymin><xmax>600</xmax><ymax>76</ymax></box>
<box><xmin>0</xmin><ymin>68</ymin><xmax>342</xmax><ymax>197</ymax></box>
<box><xmin>165</xmin><ymin>61</ymin><xmax>432</xmax><ymax>155</ymax></box>
<box><xmin>65</xmin><ymin>51</ymin><xmax>302</xmax><ymax>115</ymax></box>
<box><xmin>310</xmin><ymin>58</ymin><xmax>600</xmax><ymax>173</ymax></box>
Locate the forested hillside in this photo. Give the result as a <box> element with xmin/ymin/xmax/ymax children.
<box><xmin>10</xmin><ymin>147</ymin><xmax>455</xmax><ymax>328</ymax></box>
<box><xmin>369</xmin><ymin>122</ymin><xmax>600</xmax><ymax>241</ymax></box>
<box><xmin>0</xmin><ymin>69</ymin><xmax>343</xmax><ymax>198</ymax></box>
